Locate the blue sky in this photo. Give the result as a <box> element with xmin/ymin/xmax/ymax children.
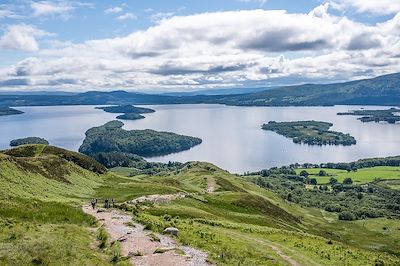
<box><xmin>0</xmin><ymin>0</ymin><xmax>400</xmax><ymax>92</ymax></box>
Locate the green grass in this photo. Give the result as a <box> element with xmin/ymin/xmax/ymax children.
<box><xmin>0</xmin><ymin>145</ymin><xmax>107</xmax><ymax>202</ymax></box>
<box><xmin>0</xmin><ymin>145</ymin><xmax>117</xmax><ymax>265</ymax></box>
<box><xmin>0</xmin><ymin>198</ymin><xmax>109</xmax><ymax>265</ymax></box>
<box><xmin>296</xmin><ymin>166</ymin><xmax>400</xmax><ymax>184</ymax></box>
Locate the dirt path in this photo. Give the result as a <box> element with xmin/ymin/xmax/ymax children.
<box><xmin>127</xmin><ymin>192</ymin><xmax>187</xmax><ymax>205</ymax></box>
<box><xmin>126</xmin><ymin>180</ymin><xmax>215</xmax><ymax>206</ymax></box>
<box><xmin>83</xmin><ymin>205</ymin><xmax>212</xmax><ymax>266</ymax></box>
<box><xmin>229</xmin><ymin>231</ymin><xmax>304</xmax><ymax>266</ymax></box>
<box><xmin>268</xmin><ymin>245</ymin><xmax>302</xmax><ymax>266</ymax></box>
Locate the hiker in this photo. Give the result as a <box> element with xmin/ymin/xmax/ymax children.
<box><xmin>91</xmin><ymin>198</ymin><xmax>96</xmax><ymax>209</ymax></box>
<box><xmin>104</xmin><ymin>199</ymin><xmax>109</xmax><ymax>208</ymax></box>
<box><xmin>112</xmin><ymin>198</ymin><xmax>115</xmax><ymax>207</ymax></box>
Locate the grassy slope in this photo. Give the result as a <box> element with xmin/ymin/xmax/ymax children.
<box><xmin>1</xmin><ymin>145</ymin><xmax>399</xmax><ymax>265</ymax></box>
<box><xmin>107</xmin><ymin>162</ymin><xmax>400</xmax><ymax>265</ymax></box>
<box><xmin>296</xmin><ymin>166</ymin><xmax>400</xmax><ymax>185</ymax></box>
<box><xmin>0</xmin><ymin>145</ymin><xmax>114</xmax><ymax>265</ymax></box>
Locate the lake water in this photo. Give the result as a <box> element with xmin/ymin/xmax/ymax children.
<box><xmin>1</xmin><ymin>104</ymin><xmax>399</xmax><ymax>173</ymax></box>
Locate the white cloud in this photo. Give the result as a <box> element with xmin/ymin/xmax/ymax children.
<box><xmin>105</xmin><ymin>6</ymin><xmax>123</xmax><ymax>14</ymax></box>
<box><xmin>1</xmin><ymin>8</ymin><xmax>399</xmax><ymax>91</ymax></box>
<box><xmin>0</xmin><ymin>24</ymin><xmax>52</xmax><ymax>52</ymax></box>
<box><xmin>331</xmin><ymin>0</ymin><xmax>400</xmax><ymax>15</ymax></box>
<box><xmin>31</xmin><ymin>1</ymin><xmax>74</xmax><ymax>17</ymax></box>
<box><xmin>117</xmin><ymin>12</ymin><xmax>137</xmax><ymax>21</ymax></box>
<box><xmin>150</xmin><ymin>12</ymin><xmax>175</xmax><ymax>22</ymax></box>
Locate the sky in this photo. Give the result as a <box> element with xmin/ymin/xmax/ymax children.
<box><xmin>0</xmin><ymin>0</ymin><xmax>400</xmax><ymax>92</ymax></box>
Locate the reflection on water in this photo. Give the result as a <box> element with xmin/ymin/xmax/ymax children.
<box><xmin>1</xmin><ymin>104</ymin><xmax>399</xmax><ymax>173</ymax></box>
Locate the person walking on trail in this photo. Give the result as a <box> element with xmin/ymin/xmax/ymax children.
<box><xmin>91</xmin><ymin>198</ymin><xmax>96</xmax><ymax>209</ymax></box>
<box><xmin>112</xmin><ymin>198</ymin><xmax>115</xmax><ymax>208</ymax></box>
<box><xmin>104</xmin><ymin>199</ymin><xmax>109</xmax><ymax>208</ymax></box>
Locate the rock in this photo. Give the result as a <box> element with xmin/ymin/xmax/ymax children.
<box><xmin>163</xmin><ymin>227</ymin><xmax>179</xmax><ymax>236</ymax></box>
<box><xmin>117</xmin><ymin>236</ymin><xmax>128</xmax><ymax>242</ymax></box>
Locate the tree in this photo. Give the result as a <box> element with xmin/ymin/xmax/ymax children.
<box><xmin>343</xmin><ymin>178</ymin><xmax>353</xmax><ymax>185</ymax></box>
<box><xmin>318</xmin><ymin>170</ymin><xmax>327</xmax><ymax>176</ymax></box>
<box><xmin>338</xmin><ymin>211</ymin><xmax>356</xmax><ymax>221</ymax></box>
<box><xmin>329</xmin><ymin>177</ymin><xmax>338</xmax><ymax>185</ymax></box>
<box><xmin>299</xmin><ymin>170</ymin><xmax>309</xmax><ymax>177</ymax></box>
<box><xmin>309</xmin><ymin>178</ymin><xmax>317</xmax><ymax>185</ymax></box>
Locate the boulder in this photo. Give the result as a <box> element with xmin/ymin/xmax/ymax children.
<box><xmin>163</xmin><ymin>227</ymin><xmax>179</xmax><ymax>236</ymax></box>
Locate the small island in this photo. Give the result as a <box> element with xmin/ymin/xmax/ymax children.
<box><xmin>262</xmin><ymin>121</ymin><xmax>356</xmax><ymax>146</ymax></box>
<box><xmin>337</xmin><ymin>108</ymin><xmax>400</xmax><ymax>124</ymax></box>
<box><xmin>96</xmin><ymin>105</ymin><xmax>155</xmax><ymax>120</ymax></box>
<box><xmin>0</xmin><ymin>107</ymin><xmax>24</xmax><ymax>116</ymax></box>
<box><xmin>79</xmin><ymin>120</ymin><xmax>202</xmax><ymax>159</ymax></box>
<box><xmin>116</xmin><ymin>113</ymin><xmax>145</xmax><ymax>120</ymax></box>
<box><xmin>10</xmin><ymin>137</ymin><xmax>49</xmax><ymax>147</ymax></box>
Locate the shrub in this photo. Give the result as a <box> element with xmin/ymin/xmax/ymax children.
<box><xmin>97</xmin><ymin>226</ymin><xmax>108</xmax><ymax>248</ymax></box>
<box><xmin>343</xmin><ymin>178</ymin><xmax>353</xmax><ymax>185</ymax></box>
<box><xmin>111</xmin><ymin>241</ymin><xmax>121</xmax><ymax>262</ymax></box>
<box><xmin>338</xmin><ymin>211</ymin><xmax>356</xmax><ymax>221</ymax></box>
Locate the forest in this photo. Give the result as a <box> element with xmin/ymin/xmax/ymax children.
<box><xmin>79</xmin><ymin>120</ymin><xmax>202</xmax><ymax>163</ymax></box>
<box><xmin>338</xmin><ymin>108</ymin><xmax>400</xmax><ymax>124</ymax></box>
<box><xmin>9</xmin><ymin>137</ymin><xmax>49</xmax><ymax>147</ymax></box>
<box><xmin>246</xmin><ymin>163</ymin><xmax>400</xmax><ymax>221</ymax></box>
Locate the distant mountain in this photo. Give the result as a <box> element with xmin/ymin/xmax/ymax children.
<box><xmin>0</xmin><ymin>91</ymin><xmax>76</xmax><ymax>96</ymax></box>
<box><xmin>218</xmin><ymin>72</ymin><xmax>400</xmax><ymax>106</ymax></box>
<box><xmin>162</xmin><ymin>87</ymin><xmax>272</xmax><ymax>96</ymax></box>
<box><xmin>0</xmin><ymin>72</ymin><xmax>399</xmax><ymax>107</ymax></box>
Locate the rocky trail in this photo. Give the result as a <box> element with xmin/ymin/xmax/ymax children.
<box><xmin>83</xmin><ymin>205</ymin><xmax>212</xmax><ymax>266</ymax></box>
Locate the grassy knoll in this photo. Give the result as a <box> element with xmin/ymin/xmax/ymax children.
<box><xmin>296</xmin><ymin>166</ymin><xmax>400</xmax><ymax>184</ymax></box>
<box><xmin>0</xmin><ymin>145</ymin><xmax>120</xmax><ymax>265</ymax></box>
<box><xmin>0</xmin><ymin>145</ymin><xmax>106</xmax><ymax>201</ymax></box>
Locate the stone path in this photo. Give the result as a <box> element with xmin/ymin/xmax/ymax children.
<box><xmin>83</xmin><ymin>206</ymin><xmax>212</xmax><ymax>266</ymax></box>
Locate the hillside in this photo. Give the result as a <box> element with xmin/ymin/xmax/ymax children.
<box><xmin>1</xmin><ymin>145</ymin><xmax>399</xmax><ymax>265</ymax></box>
<box><xmin>0</xmin><ymin>145</ymin><xmax>112</xmax><ymax>265</ymax></box>
<box><xmin>219</xmin><ymin>72</ymin><xmax>400</xmax><ymax>106</ymax></box>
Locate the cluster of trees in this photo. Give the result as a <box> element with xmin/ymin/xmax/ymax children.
<box><xmin>247</xmin><ymin>162</ymin><xmax>400</xmax><ymax>221</ymax></box>
<box><xmin>262</xmin><ymin>121</ymin><xmax>356</xmax><ymax>146</ymax></box>
<box><xmin>256</xmin><ymin>156</ymin><xmax>400</xmax><ymax>173</ymax></box>
<box><xmin>247</xmin><ymin>166</ymin><xmax>400</xmax><ymax>221</ymax></box>
<box><xmin>10</xmin><ymin>137</ymin><xmax>49</xmax><ymax>147</ymax></box>
<box><xmin>338</xmin><ymin>108</ymin><xmax>400</xmax><ymax>124</ymax></box>
<box><xmin>116</xmin><ymin>113</ymin><xmax>145</xmax><ymax>120</ymax></box>
<box><xmin>91</xmin><ymin>151</ymin><xmax>182</xmax><ymax>174</ymax></box>
<box><xmin>79</xmin><ymin>121</ymin><xmax>202</xmax><ymax>169</ymax></box>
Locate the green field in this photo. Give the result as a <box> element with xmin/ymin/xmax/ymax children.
<box><xmin>296</xmin><ymin>166</ymin><xmax>400</xmax><ymax>184</ymax></box>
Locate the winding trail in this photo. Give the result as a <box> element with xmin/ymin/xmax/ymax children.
<box><xmin>84</xmin><ymin>181</ymin><xmax>301</xmax><ymax>266</ymax></box>
<box><xmin>83</xmin><ymin>205</ymin><xmax>212</xmax><ymax>266</ymax></box>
